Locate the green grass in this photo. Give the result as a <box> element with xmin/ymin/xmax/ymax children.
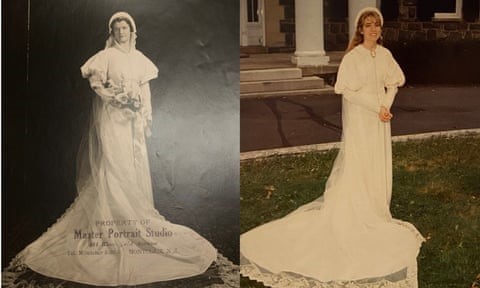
<box><xmin>240</xmin><ymin>134</ymin><xmax>480</xmax><ymax>288</ymax></box>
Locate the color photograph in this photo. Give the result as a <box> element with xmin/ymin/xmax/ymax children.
<box><xmin>239</xmin><ymin>0</ymin><xmax>480</xmax><ymax>287</ymax></box>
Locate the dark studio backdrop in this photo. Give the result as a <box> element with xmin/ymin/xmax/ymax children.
<box><xmin>2</xmin><ymin>0</ymin><xmax>239</xmax><ymax>266</ymax></box>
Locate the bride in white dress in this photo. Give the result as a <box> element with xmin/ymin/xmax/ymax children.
<box><xmin>240</xmin><ymin>7</ymin><xmax>425</xmax><ymax>288</ymax></box>
<box><xmin>5</xmin><ymin>12</ymin><xmax>218</xmax><ymax>286</ymax></box>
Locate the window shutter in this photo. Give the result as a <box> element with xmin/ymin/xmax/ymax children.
<box><xmin>463</xmin><ymin>0</ymin><xmax>480</xmax><ymax>21</ymax></box>
<box><xmin>381</xmin><ymin>0</ymin><xmax>399</xmax><ymax>21</ymax></box>
<box><xmin>417</xmin><ymin>0</ymin><xmax>435</xmax><ymax>21</ymax></box>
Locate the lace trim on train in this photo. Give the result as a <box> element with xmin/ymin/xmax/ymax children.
<box><xmin>240</xmin><ymin>260</ymin><xmax>418</xmax><ymax>288</ymax></box>
<box><xmin>3</xmin><ymin>253</ymin><xmax>239</xmax><ymax>288</ymax></box>
<box><xmin>240</xmin><ymin>217</ymin><xmax>425</xmax><ymax>288</ymax></box>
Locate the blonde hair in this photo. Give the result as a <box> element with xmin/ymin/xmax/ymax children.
<box><xmin>346</xmin><ymin>10</ymin><xmax>383</xmax><ymax>53</ymax></box>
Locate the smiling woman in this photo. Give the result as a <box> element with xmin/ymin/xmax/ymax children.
<box><xmin>240</xmin><ymin>7</ymin><xmax>425</xmax><ymax>288</ymax></box>
<box><xmin>347</xmin><ymin>7</ymin><xmax>384</xmax><ymax>55</ymax></box>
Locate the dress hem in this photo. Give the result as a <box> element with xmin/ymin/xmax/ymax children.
<box><xmin>3</xmin><ymin>253</ymin><xmax>238</xmax><ymax>287</ymax></box>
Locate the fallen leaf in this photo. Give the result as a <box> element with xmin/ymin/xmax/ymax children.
<box><xmin>264</xmin><ymin>185</ymin><xmax>276</xmax><ymax>199</ymax></box>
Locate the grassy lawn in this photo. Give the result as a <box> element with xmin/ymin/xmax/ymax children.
<box><xmin>240</xmin><ymin>134</ymin><xmax>480</xmax><ymax>288</ymax></box>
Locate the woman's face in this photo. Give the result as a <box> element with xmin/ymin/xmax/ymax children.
<box><xmin>360</xmin><ymin>15</ymin><xmax>381</xmax><ymax>43</ymax></box>
<box><xmin>112</xmin><ymin>20</ymin><xmax>131</xmax><ymax>44</ymax></box>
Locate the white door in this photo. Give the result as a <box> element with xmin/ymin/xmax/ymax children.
<box><xmin>240</xmin><ymin>0</ymin><xmax>265</xmax><ymax>46</ymax></box>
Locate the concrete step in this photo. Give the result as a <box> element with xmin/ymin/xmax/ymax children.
<box><xmin>240</xmin><ymin>76</ymin><xmax>325</xmax><ymax>94</ymax></box>
<box><xmin>240</xmin><ymin>85</ymin><xmax>335</xmax><ymax>98</ymax></box>
<box><xmin>240</xmin><ymin>45</ymin><xmax>268</xmax><ymax>54</ymax></box>
<box><xmin>240</xmin><ymin>68</ymin><xmax>302</xmax><ymax>82</ymax></box>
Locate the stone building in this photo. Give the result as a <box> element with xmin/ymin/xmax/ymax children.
<box><xmin>241</xmin><ymin>0</ymin><xmax>480</xmax><ymax>51</ymax></box>
<box><xmin>240</xmin><ymin>0</ymin><xmax>480</xmax><ymax>83</ymax></box>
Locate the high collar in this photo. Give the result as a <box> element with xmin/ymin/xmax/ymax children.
<box><xmin>112</xmin><ymin>40</ymin><xmax>132</xmax><ymax>54</ymax></box>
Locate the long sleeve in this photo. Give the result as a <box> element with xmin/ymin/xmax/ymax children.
<box><xmin>88</xmin><ymin>78</ymin><xmax>117</xmax><ymax>102</ymax></box>
<box><xmin>342</xmin><ymin>90</ymin><xmax>379</xmax><ymax>114</ymax></box>
<box><xmin>81</xmin><ymin>50</ymin><xmax>113</xmax><ymax>101</ymax></box>
<box><xmin>381</xmin><ymin>51</ymin><xmax>405</xmax><ymax>110</ymax></box>
<box><xmin>335</xmin><ymin>53</ymin><xmax>379</xmax><ymax>114</ymax></box>
<box><xmin>140</xmin><ymin>82</ymin><xmax>153</xmax><ymax>137</ymax></box>
<box><xmin>382</xmin><ymin>86</ymin><xmax>397</xmax><ymax>111</ymax></box>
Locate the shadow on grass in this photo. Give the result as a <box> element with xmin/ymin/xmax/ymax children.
<box><xmin>240</xmin><ymin>135</ymin><xmax>480</xmax><ymax>288</ymax></box>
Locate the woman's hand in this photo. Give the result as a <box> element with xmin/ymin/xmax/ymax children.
<box><xmin>379</xmin><ymin>106</ymin><xmax>393</xmax><ymax>122</ymax></box>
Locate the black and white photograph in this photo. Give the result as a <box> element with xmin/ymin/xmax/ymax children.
<box><xmin>3</xmin><ymin>1</ymin><xmax>239</xmax><ymax>287</ymax></box>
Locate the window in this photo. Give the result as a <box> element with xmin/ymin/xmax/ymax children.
<box><xmin>247</xmin><ymin>0</ymin><xmax>259</xmax><ymax>23</ymax></box>
<box><xmin>418</xmin><ymin>0</ymin><xmax>479</xmax><ymax>21</ymax></box>
<box><xmin>434</xmin><ymin>0</ymin><xmax>463</xmax><ymax>19</ymax></box>
<box><xmin>463</xmin><ymin>0</ymin><xmax>480</xmax><ymax>21</ymax></box>
<box><xmin>324</xmin><ymin>0</ymin><xmax>348</xmax><ymax>21</ymax></box>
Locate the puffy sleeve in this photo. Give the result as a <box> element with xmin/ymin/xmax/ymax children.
<box><xmin>334</xmin><ymin>52</ymin><xmax>362</xmax><ymax>93</ymax></box>
<box><xmin>80</xmin><ymin>50</ymin><xmax>108</xmax><ymax>87</ymax></box>
<box><xmin>138</xmin><ymin>52</ymin><xmax>159</xmax><ymax>85</ymax></box>
<box><xmin>334</xmin><ymin>52</ymin><xmax>379</xmax><ymax>113</ymax></box>
<box><xmin>382</xmin><ymin>50</ymin><xmax>405</xmax><ymax>110</ymax></box>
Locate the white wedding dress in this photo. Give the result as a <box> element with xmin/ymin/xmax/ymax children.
<box><xmin>5</xmin><ymin>45</ymin><xmax>218</xmax><ymax>286</ymax></box>
<box><xmin>240</xmin><ymin>45</ymin><xmax>425</xmax><ymax>288</ymax></box>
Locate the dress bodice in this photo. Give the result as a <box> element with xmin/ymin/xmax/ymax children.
<box><xmin>81</xmin><ymin>46</ymin><xmax>158</xmax><ymax>87</ymax></box>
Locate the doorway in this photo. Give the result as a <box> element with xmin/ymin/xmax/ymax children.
<box><xmin>240</xmin><ymin>0</ymin><xmax>265</xmax><ymax>46</ymax></box>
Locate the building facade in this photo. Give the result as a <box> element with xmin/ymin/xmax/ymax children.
<box><xmin>241</xmin><ymin>0</ymin><xmax>480</xmax><ymax>51</ymax></box>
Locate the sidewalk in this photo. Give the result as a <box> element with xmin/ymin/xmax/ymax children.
<box><xmin>240</xmin><ymin>85</ymin><xmax>480</xmax><ymax>153</ymax></box>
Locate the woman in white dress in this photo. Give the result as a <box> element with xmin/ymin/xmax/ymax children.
<box><xmin>5</xmin><ymin>12</ymin><xmax>217</xmax><ymax>286</ymax></box>
<box><xmin>240</xmin><ymin>7</ymin><xmax>425</xmax><ymax>288</ymax></box>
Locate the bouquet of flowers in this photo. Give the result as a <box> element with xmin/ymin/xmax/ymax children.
<box><xmin>105</xmin><ymin>80</ymin><xmax>142</xmax><ymax>112</ymax></box>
